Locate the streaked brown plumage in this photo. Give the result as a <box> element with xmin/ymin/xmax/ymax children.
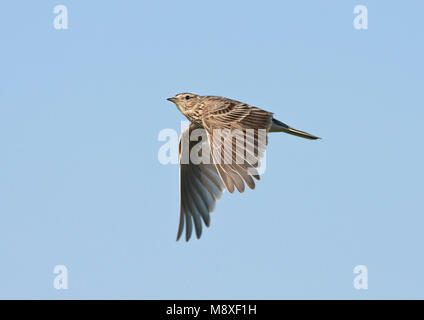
<box><xmin>167</xmin><ymin>93</ymin><xmax>320</xmax><ymax>241</ymax></box>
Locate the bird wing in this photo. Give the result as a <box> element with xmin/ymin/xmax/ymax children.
<box><xmin>178</xmin><ymin>123</ymin><xmax>225</xmax><ymax>241</ymax></box>
<box><xmin>201</xmin><ymin>98</ymin><xmax>274</xmax><ymax>193</ymax></box>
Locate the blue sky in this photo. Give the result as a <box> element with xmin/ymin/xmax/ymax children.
<box><xmin>0</xmin><ymin>1</ymin><xmax>423</xmax><ymax>299</ymax></box>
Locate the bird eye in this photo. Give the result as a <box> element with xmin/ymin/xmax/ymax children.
<box><xmin>185</xmin><ymin>95</ymin><xmax>191</xmax><ymax>100</ymax></box>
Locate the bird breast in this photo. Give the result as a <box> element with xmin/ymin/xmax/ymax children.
<box><xmin>185</xmin><ymin>108</ymin><xmax>203</xmax><ymax>125</ymax></box>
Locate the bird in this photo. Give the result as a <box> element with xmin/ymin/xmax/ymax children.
<box><xmin>167</xmin><ymin>92</ymin><xmax>320</xmax><ymax>241</ymax></box>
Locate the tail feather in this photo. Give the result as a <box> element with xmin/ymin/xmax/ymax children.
<box><xmin>270</xmin><ymin>118</ymin><xmax>320</xmax><ymax>140</ymax></box>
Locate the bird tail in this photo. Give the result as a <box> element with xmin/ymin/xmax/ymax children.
<box><xmin>270</xmin><ymin>118</ymin><xmax>320</xmax><ymax>140</ymax></box>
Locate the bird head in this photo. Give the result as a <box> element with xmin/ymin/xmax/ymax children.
<box><xmin>167</xmin><ymin>93</ymin><xmax>200</xmax><ymax>114</ymax></box>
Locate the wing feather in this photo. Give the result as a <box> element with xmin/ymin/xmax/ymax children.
<box><xmin>177</xmin><ymin>98</ymin><xmax>273</xmax><ymax>240</ymax></box>
<box><xmin>202</xmin><ymin>98</ymin><xmax>273</xmax><ymax>194</ymax></box>
<box><xmin>178</xmin><ymin>124</ymin><xmax>225</xmax><ymax>241</ymax></box>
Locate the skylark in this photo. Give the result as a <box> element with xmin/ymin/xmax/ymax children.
<box><xmin>167</xmin><ymin>93</ymin><xmax>320</xmax><ymax>241</ymax></box>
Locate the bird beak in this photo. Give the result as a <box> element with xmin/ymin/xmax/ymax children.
<box><xmin>167</xmin><ymin>97</ymin><xmax>176</xmax><ymax>103</ymax></box>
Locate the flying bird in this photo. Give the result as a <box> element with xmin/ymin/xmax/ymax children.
<box><xmin>167</xmin><ymin>93</ymin><xmax>319</xmax><ymax>241</ymax></box>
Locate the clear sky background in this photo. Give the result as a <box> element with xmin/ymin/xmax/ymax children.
<box><xmin>0</xmin><ymin>1</ymin><xmax>423</xmax><ymax>299</ymax></box>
